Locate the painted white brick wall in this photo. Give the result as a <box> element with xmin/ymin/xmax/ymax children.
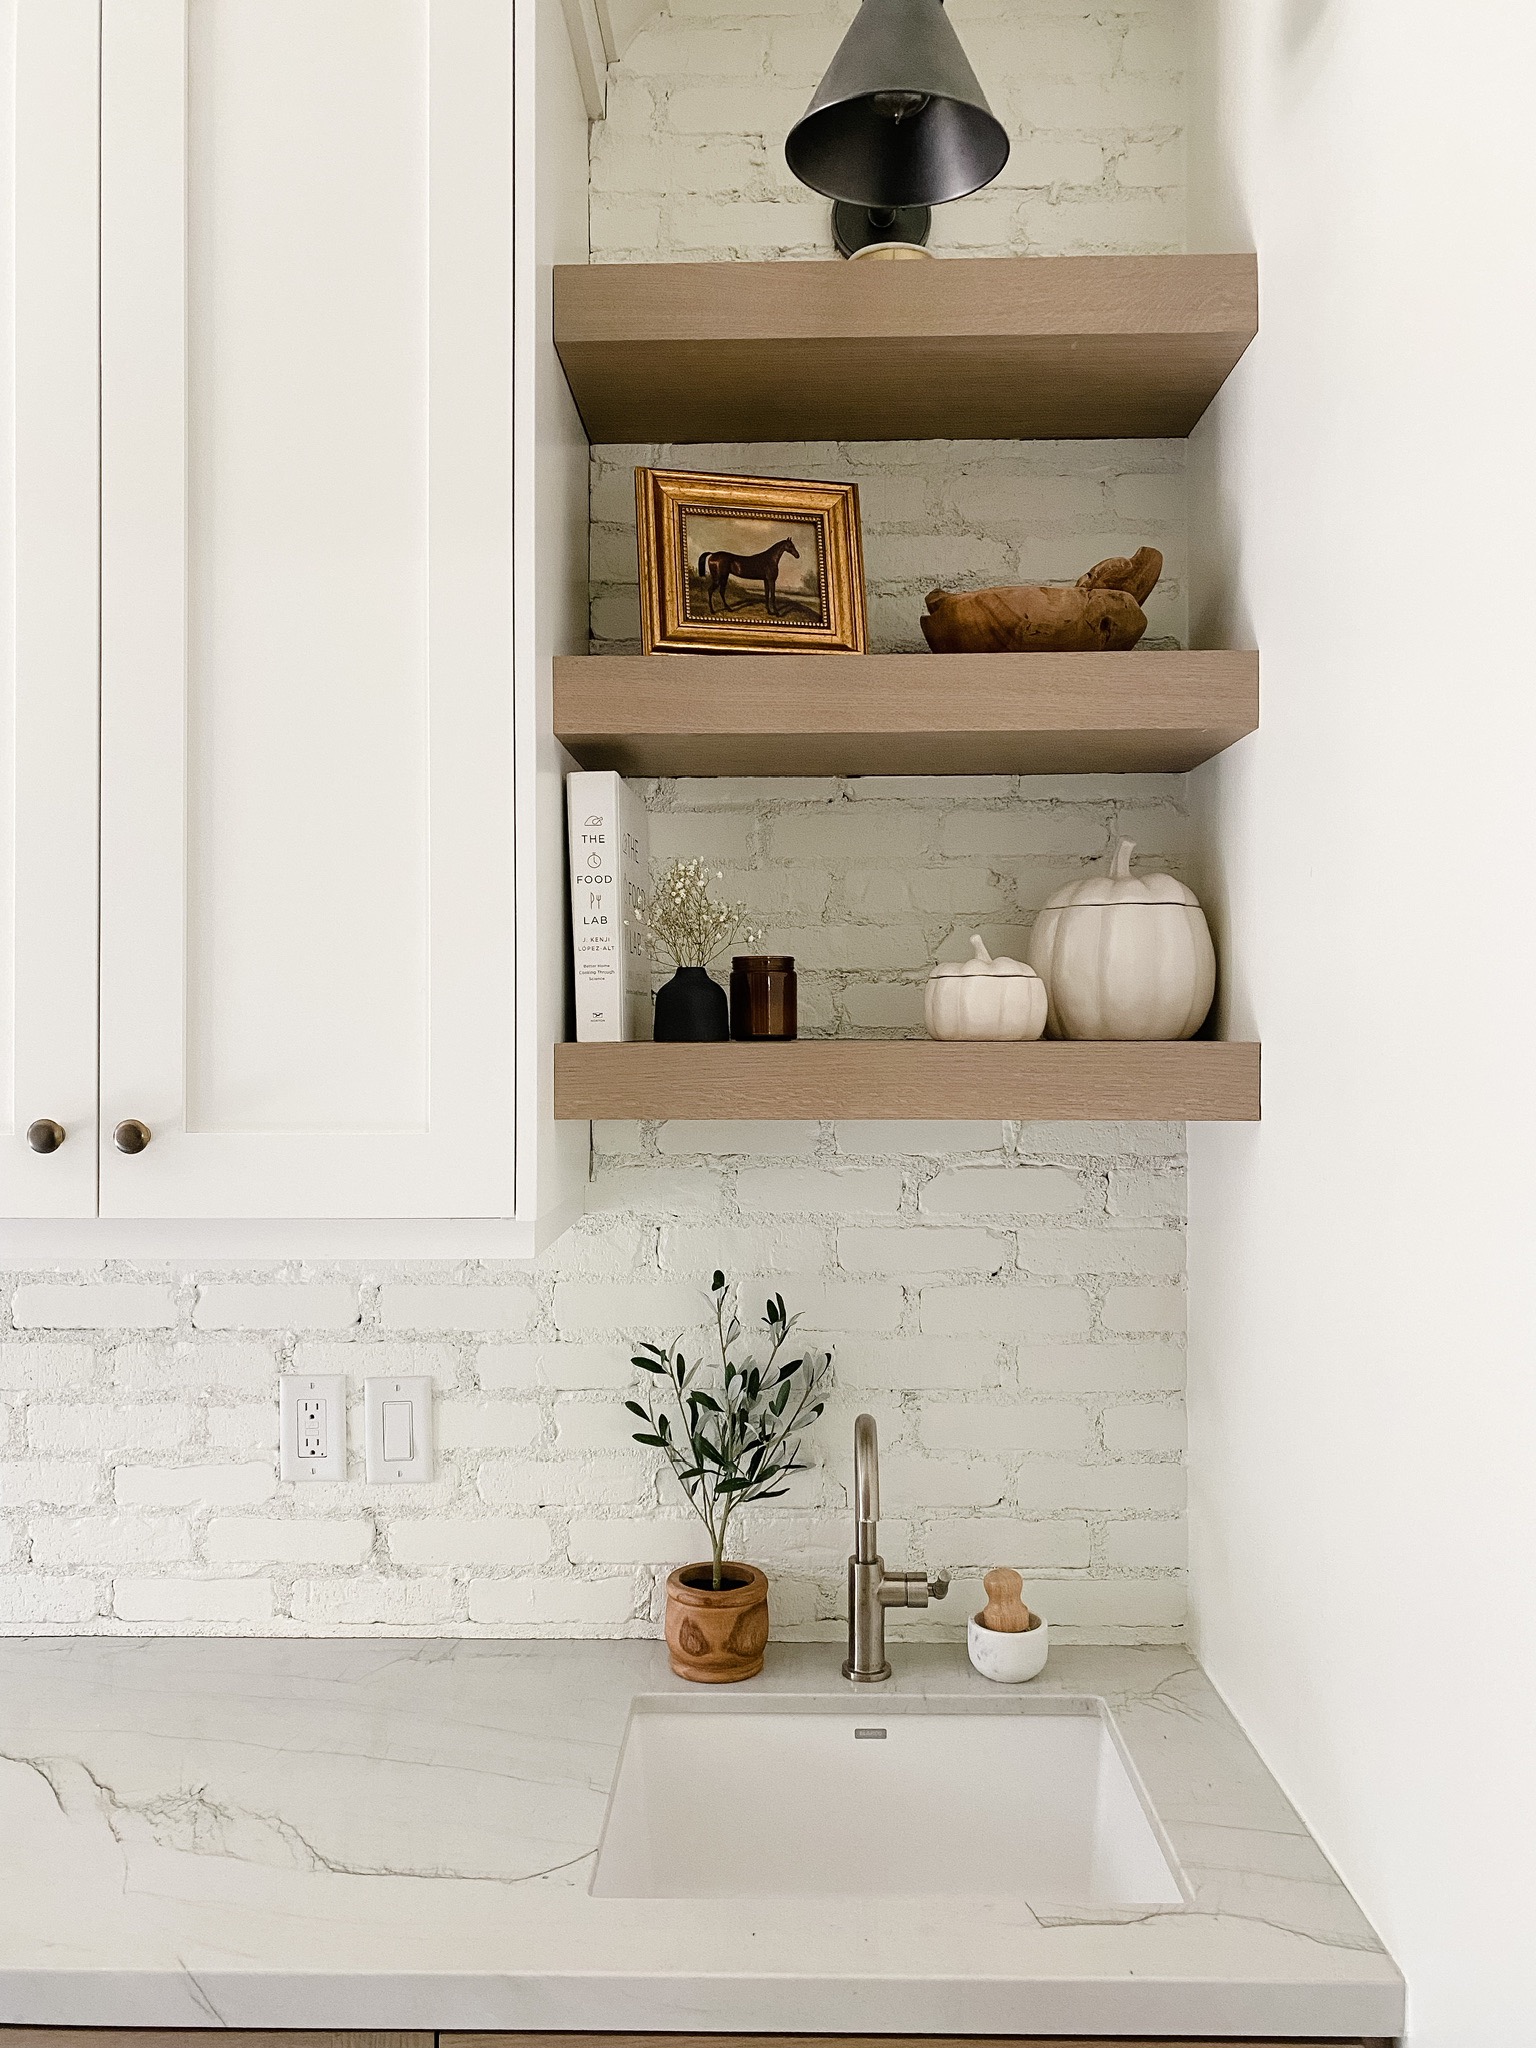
<box><xmin>593</xmin><ymin>440</ymin><xmax>1188</xmax><ymax>658</ymax></box>
<box><xmin>0</xmin><ymin>1</ymin><xmax>1196</xmax><ymax>1644</ymax></box>
<box><xmin>0</xmin><ymin>1118</ymin><xmax>1185</xmax><ymax>1639</ymax></box>
<box><xmin>592</xmin><ymin>0</ymin><xmax>1187</xmax><ymax>264</ymax></box>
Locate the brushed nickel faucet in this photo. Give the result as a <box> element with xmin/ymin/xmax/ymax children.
<box><xmin>843</xmin><ymin>1412</ymin><xmax>949</xmax><ymax>1682</ymax></box>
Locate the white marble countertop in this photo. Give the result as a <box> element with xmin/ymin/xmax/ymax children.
<box><xmin>0</xmin><ymin>1638</ymin><xmax>1402</xmax><ymax>2039</ymax></box>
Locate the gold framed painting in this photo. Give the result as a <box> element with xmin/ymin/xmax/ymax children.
<box><xmin>636</xmin><ymin>467</ymin><xmax>868</xmax><ymax>655</ymax></box>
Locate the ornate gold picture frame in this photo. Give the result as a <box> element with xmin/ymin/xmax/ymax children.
<box><xmin>636</xmin><ymin>467</ymin><xmax>868</xmax><ymax>655</ymax></box>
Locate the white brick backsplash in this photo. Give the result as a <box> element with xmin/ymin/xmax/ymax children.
<box><xmin>434</xmin><ymin>1400</ymin><xmax>542</xmax><ymax>1451</ymax></box>
<box><xmin>113</xmin><ymin>1577</ymin><xmax>273</xmax><ymax>1624</ymax></box>
<box><xmin>476</xmin><ymin>1343</ymin><xmax>633</xmax><ymax>1391</ymax></box>
<box><xmin>28</xmin><ymin>1404</ymin><xmax>192</xmax><ymax>1457</ymax></box>
<box><xmin>207</xmin><ymin>1403</ymin><xmax>280</xmax><ymax>1452</ymax></box>
<box><xmin>836</xmin><ymin>1121</ymin><xmax>1007</xmax><ymax>1156</ymax></box>
<box><xmin>653</xmin><ymin>1119</ymin><xmax>819</xmax><ymax>1156</ymax></box>
<box><xmin>1019</xmin><ymin>1340</ymin><xmax>1184</xmax><ymax>1393</ymax></box>
<box><xmin>0</xmin><ymin>1461</ymin><xmax>99</xmax><ymax>1508</ymax></box>
<box><xmin>0</xmin><ymin>1342</ymin><xmax>94</xmax><ymax>1392</ymax></box>
<box><xmin>115</xmin><ymin>1463</ymin><xmax>276</xmax><ymax>1509</ymax></box>
<box><xmin>832</xmin><ymin>1336</ymin><xmax>1002</xmax><ymax>1391</ymax></box>
<box><xmin>387</xmin><ymin>1519</ymin><xmax>552</xmax><ymax>1568</ymax></box>
<box><xmin>289</xmin><ymin>1577</ymin><xmax>454</xmax><ymax>1627</ymax></box>
<box><xmin>13</xmin><ymin>1284</ymin><xmax>176</xmax><ymax>1330</ymax></box>
<box><xmin>193</xmin><ymin>1283</ymin><xmax>358</xmax><ymax>1332</ymax></box>
<box><xmin>920</xmin><ymin>1285</ymin><xmax>1093</xmax><ymax>1338</ymax></box>
<box><xmin>477</xmin><ymin>1458</ymin><xmax>651</xmax><ymax>1509</ymax></box>
<box><xmin>838</xmin><ymin>1226</ymin><xmax>1010</xmax><ymax>1277</ymax></box>
<box><xmin>1102</xmin><ymin>1518</ymin><xmax>1187</xmax><ymax>1570</ymax></box>
<box><xmin>0</xmin><ymin>3</ymin><xmax>1193</xmax><ymax>1649</ymax></box>
<box><xmin>376</xmin><ymin>1284</ymin><xmax>536</xmax><ymax>1333</ymax></box>
<box><xmin>1102</xmin><ymin>1284</ymin><xmax>1187</xmax><ymax>1334</ymax></box>
<box><xmin>554</xmin><ymin>1398</ymin><xmax>643</xmax><ymax>1455</ymax></box>
<box><xmin>553</xmin><ymin>1278</ymin><xmax>709</xmax><ymax>1335</ymax></box>
<box><xmin>918</xmin><ymin>1401</ymin><xmax>1094</xmax><ymax>1456</ymax></box>
<box><xmin>1021</xmin><ymin>1463</ymin><xmax>1186</xmax><ymax>1514</ymax></box>
<box><xmin>1108</xmin><ymin>1166</ymin><xmax>1189</xmax><ymax>1219</ymax></box>
<box><xmin>30</xmin><ymin>1513</ymin><xmax>193</xmax><ymax>1568</ymax></box>
<box><xmin>567</xmin><ymin>1517</ymin><xmax>698</xmax><ymax>1566</ymax></box>
<box><xmin>0</xmin><ymin>1573</ymin><xmax>100</xmax><ymax>1623</ymax></box>
<box><xmin>878</xmin><ymin>1455</ymin><xmax>1009</xmax><ymax>1509</ymax></box>
<box><xmin>468</xmin><ymin>1575</ymin><xmax>640</xmax><ymax>1627</ymax></box>
<box><xmin>1031</xmin><ymin>1578</ymin><xmax>1187</xmax><ymax>1631</ymax></box>
<box><xmin>587</xmin><ymin>1167</ymin><xmax>722</xmax><ymax>1213</ymax></box>
<box><xmin>204</xmin><ymin>1518</ymin><xmax>374</xmax><ymax>1567</ymax></box>
<box><xmin>734</xmin><ymin>1166</ymin><xmax>903</xmax><ymax>1214</ymax></box>
<box><xmin>113</xmin><ymin>1340</ymin><xmax>275</xmax><ymax>1393</ymax></box>
<box><xmin>921</xmin><ymin>1167</ymin><xmax>1086</xmax><ymax>1218</ymax></box>
<box><xmin>928</xmin><ymin>1517</ymin><xmax>1093</xmax><ymax>1570</ymax></box>
<box><xmin>1102</xmin><ymin>1401</ymin><xmax>1187</xmax><ymax>1455</ymax></box>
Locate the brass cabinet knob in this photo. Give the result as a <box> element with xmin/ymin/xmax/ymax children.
<box><xmin>26</xmin><ymin>1119</ymin><xmax>66</xmax><ymax>1155</ymax></box>
<box><xmin>113</xmin><ymin>1119</ymin><xmax>152</xmax><ymax>1155</ymax></box>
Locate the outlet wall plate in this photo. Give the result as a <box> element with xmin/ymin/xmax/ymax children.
<box><xmin>279</xmin><ymin>1373</ymin><xmax>346</xmax><ymax>1482</ymax></box>
<box><xmin>364</xmin><ymin>1375</ymin><xmax>434</xmax><ymax>1483</ymax></box>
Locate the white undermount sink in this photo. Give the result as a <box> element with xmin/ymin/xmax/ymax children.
<box><xmin>591</xmin><ymin>1693</ymin><xmax>1186</xmax><ymax>1903</ymax></box>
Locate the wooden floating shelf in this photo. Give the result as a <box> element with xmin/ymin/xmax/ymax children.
<box><xmin>555</xmin><ymin>1040</ymin><xmax>1261</xmax><ymax>1124</ymax></box>
<box><xmin>553</xmin><ymin>254</ymin><xmax>1259</xmax><ymax>444</ymax></box>
<box><xmin>555</xmin><ymin>649</ymin><xmax>1257</xmax><ymax>779</ymax></box>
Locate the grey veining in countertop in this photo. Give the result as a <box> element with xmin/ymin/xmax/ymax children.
<box><xmin>0</xmin><ymin>1637</ymin><xmax>1402</xmax><ymax>2038</ymax></box>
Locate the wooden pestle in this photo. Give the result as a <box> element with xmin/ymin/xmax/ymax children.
<box><xmin>981</xmin><ymin>1567</ymin><xmax>1034</xmax><ymax>1633</ymax></box>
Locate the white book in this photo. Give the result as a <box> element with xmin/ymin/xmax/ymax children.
<box><xmin>567</xmin><ymin>771</ymin><xmax>651</xmax><ymax>1043</ymax></box>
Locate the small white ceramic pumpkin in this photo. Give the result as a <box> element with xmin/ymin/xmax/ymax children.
<box><xmin>925</xmin><ymin>934</ymin><xmax>1048</xmax><ymax>1042</ymax></box>
<box><xmin>1026</xmin><ymin>840</ymin><xmax>1215</xmax><ymax>1041</ymax></box>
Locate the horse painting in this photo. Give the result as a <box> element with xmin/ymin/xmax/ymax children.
<box><xmin>696</xmin><ymin>535</ymin><xmax>801</xmax><ymax>616</ymax></box>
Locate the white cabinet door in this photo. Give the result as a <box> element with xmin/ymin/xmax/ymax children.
<box><xmin>0</xmin><ymin>1</ymin><xmax>101</xmax><ymax>1220</ymax></box>
<box><xmin>99</xmin><ymin>0</ymin><xmax>516</xmax><ymax>1219</ymax></box>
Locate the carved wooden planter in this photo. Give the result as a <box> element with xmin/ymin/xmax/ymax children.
<box><xmin>664</xmin><ymin>1562</ymin><xmax>770</xmax><ymax>1683</ymax></box>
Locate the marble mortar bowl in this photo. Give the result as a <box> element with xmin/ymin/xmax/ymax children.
<box><xmin>967</xmin><ymin>1609</ymin><xmax>1050</xmax><ymax>1683</ymax></box>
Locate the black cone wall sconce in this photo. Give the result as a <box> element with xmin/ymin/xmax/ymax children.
<box><xmin>785</xmin><ymin>0</ymin><xmax>1010</xmax><ymax>256</ymax></box>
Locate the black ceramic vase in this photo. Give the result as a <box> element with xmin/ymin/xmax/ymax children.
<box><xmin>653</xmin><ymin>966</ymin><xmax>730</xmax><ymax>1042</ymax></box>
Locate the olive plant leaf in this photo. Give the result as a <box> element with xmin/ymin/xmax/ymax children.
<box><xmin>623</xmin><ymin>1271</ymin><xmax>832</xmax><ymax>1593</ymax></box>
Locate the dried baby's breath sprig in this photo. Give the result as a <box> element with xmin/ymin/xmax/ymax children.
<box><xmin>633</xmin><ymin>858</ymin><xmax>762</xmax><ymax>969</ymax></box>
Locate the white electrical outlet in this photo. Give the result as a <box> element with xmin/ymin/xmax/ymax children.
<box><xmin>280</xmin><ymin>1373</ymin><xmax>346</xmax><ymax>1482</ymax></box>
<box><xmin>364</xmin><ymin>1375</ymin><xmax>434</xmax><ymax>1483</ymax></box>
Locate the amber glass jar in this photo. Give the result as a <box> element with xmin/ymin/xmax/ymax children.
<box><xmin>730</xmin><ymin>955</ymin><xmax>797</xmax><ymax>1040</ymax></box>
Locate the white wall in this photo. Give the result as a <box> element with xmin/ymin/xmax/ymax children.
<box><xmin>1185</xmin><ymin>4</ymin><xmax>1536</xmax><ymax>2043</ymax></box>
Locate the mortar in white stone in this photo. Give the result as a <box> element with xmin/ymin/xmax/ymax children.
<box><xmin>967</xmin><ymin>1609</ymin><xmax>1049</xmax><ymax>1684</ymax></box>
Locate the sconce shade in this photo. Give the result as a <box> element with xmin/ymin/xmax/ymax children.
<box><xmin>785</xmin><ymin>0</ymin><xmax>1010</xmax><ymax>210</ymax></box>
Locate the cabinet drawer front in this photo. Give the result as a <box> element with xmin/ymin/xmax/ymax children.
<box><xmin>100</xmin><ymin>0</ymin><xmax>515</xmax><ymax>1218</ymax></box>
<box><xmin>0</xmin><ymin>0</ymin><xmax>100</xmax><ymax>1218</ymax></box>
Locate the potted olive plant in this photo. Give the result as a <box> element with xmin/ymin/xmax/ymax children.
<box><xmin>629</xmin><ymin>1272</ymin><xmax>829</xmax><ymax>1682</ymax></box>
<box><xmin>635</xmin><ymin>859</ymin><xmax>759</xmax><ymax>1041</ymax></box>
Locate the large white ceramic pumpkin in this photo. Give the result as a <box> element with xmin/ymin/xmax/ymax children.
<box><xmin>925</xmin><ymin>934</ymin><xmax>1048</xmax><ymax>1042</ymax></box>
<box><xmin>1026</xmin><ymin>840</ymin><xmax>1215</xmax><ymax>1040</ymax></box>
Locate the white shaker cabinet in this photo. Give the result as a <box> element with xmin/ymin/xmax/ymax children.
<box><xmin>3</xmin><ymin>0</ymin><xmax>590</xmax><ymax>1248</ymax></box>
<box><xmin>0</xmin><ymin>0</ymin><xmax>101</xmax><ymax>1220</ymax></box>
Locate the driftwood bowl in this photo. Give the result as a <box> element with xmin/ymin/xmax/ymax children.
<box><xmin>921</xmin><ymin>546</ymin><xmax>1163</xmax><ymax>655</ymax></box>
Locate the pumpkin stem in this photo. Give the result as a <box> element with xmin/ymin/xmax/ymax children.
<box><xmin>1110</xmin><ymin>839</ymin><xmax>1136</xmax><ymax>881</ymax></box>
<box><xmin>969</xmin><ymin>933</ymin><xmax>992</xmax><ymax>964</ymax></box>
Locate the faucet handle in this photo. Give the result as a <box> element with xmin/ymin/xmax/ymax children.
<box><xmin>878</xmin><ymin>1568</ymin><xmax>950</xmax><ymax>1610</ymax></box>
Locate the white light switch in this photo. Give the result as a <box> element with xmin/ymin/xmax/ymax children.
<box><xmin>381</xmin><ymin>1399</ymin><xmax>414</xmax><ymax>1462</ymax></box>
<box><xmin>365</xmin><ymin>1376</ymin><xmax>433</xmax><ymax>1483</ymax></box>
<box><xmin>280</xmin><ymin>1373</ymin><xmax>346</xmax><ymax>1482</ymax></box>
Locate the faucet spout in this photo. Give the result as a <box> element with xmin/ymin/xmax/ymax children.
<box><xmin>852</xmin><ymin>1411</ymin><xmax>880</xmax><ymax>1563</ymax></box>
<box><xmin>843</xmin><ymin>1412</ymin><xmax>948</xmax><ymax>1683</ymax></box>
